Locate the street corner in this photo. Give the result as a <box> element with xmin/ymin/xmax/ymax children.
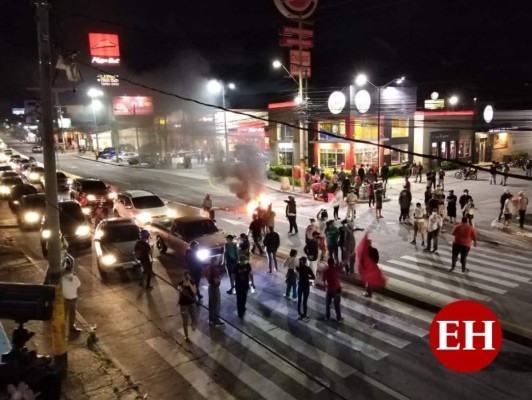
<box><xmin>488</xmin><ymin>219</ymin><xmax>532</xmax><ymax>245</ymax></box>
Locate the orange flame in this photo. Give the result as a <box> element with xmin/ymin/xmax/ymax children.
<box><xmin>246</xmin><ymin>193</ymin><xmax>272</xmax><ymax>216</ymax></box>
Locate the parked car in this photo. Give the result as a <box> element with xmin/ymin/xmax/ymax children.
<box><xmin>127</xmin><ymin>153</ymin><xmax>160</xmax><ymax>167</ymax></box>
<box><xmin>0</xmin><ymin>176</ymin><xmax>25</xmax><ymax>198</ymax></box>
<box><xmin>69</xmin><ymin>178</ymin><xmax>116</xmax><ymax>213</ymax></box>
<box><xmin>146</xmin><ymin>216</ymin><xmax>225</xmax><ymax>265</ymax></box>
<box><xmin>9</xmin><ymin>154</ymin><xmax>22</xmax><ymax>168</ymax></box>
<box><xmin>118</xmin><ymin>152</ymin><xmax>138</xmax><ymax>163</ymax></box>
<box><xmin>0</xmin><ymin>149</ymin><xmax>13</xmax><ymax>163</ymax></box>
<box><xmin>25</xmin><ymin>165</ymin><xmax>45</xmax><ymax>184</ymax></box>
<box><xmin>32</xmin><ymin>145</ymin><xmax>43</xmax><ymax>153</ymax></box>
<box><xmin>94</xmin><ymin>218</ymin><xmax>141</xmax><ymax>278</ymax></box>
<box><xmin>40</xmin><ymin>200</ymin><xmax>91</xmax><ymax>257</ymax></box>
<box><xmin>99</xmin><ymin>147</ymin><xmax>117</xmax><ymax>159</ymax></box>
<box><xmin>8</xmin><ymin>183</ymin><xmax>38</xmax><ymax>211</ymax></box>
<box><xmin>41</xmin><ymin>171</ymin><xmax>71</xmax><ymax>191</ymax></box>
<box><xmin>113</xmin><ymin>189</ymin><xmax>174</xmax><ymax>226</ymax></box>
<box><xmin>17</xmin><ymin>193</ymin><xmax>46</xmax><ymax>230</ymax></box>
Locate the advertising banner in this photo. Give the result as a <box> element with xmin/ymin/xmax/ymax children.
<box><xmin>89</xmin><ymin>33</ymin><xmax>120</xmax><ymax>65</ymax></box>
<box><xmin>113</xmin><ymin>96</ymin><xmax>154</xmax><ymax>116</ymax></box>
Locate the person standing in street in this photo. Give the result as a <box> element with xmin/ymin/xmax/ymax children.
<box><xmin>498</xmin><ymin>188</ymin><xmax>512</xmax><ymax>222</ymax></box>
<box><xmin>414</xmin><ymin>162</ymin><xmax>423</xmax><ymax>183</ymax></box>
<box><xmin>263</xmin><ymin>226</ymin><xmax>280</xmax><ymax>273</ymax></box>
<box><xmin>135</xmin><ymin>229</ymin><xmax>154</xmax><ymax>290</ymax></box>
<box><xmin>304</xmin><ymin>231</ymin><xmax>320</xmax><ymax>281</ymax></box>
<box><xmin>345</xmin><ymin>222</ymin><xmax>363</xmax><ymax>275</ymax></box>
<box><xmin>462</xmin><ymin>199</ymin><xmax>476</xmax><ymax>226</ymax></box>
<box><xmin>398</xmin><ymin>186</ymin><xmax>412</xmax><ymax>223</ymax></box>
<box><xmin>368</xmin><ymin>182</ymin><xmax>375</xmax><ymax>208</ymax></box>
<box><xmin>283</xmin><ymin>249</ymin><xmax>298</xmax><ymax>300</ymax></box>
<box><xmin>375</xmin><ymin>185</ymin><xmax>384</xmax><ymax>219</ymax></box>
<box><xmin>345</xmin><ymin>189</ymin><xmax>358</xmax><ymax>221</ymax></box>
<box><xmin>324</xmin><ymin>220</ymin><xmax>340</xmax><ymax>263</ymax></box>
<box><xmin>517</xmin><ymin>191</ymin><xmax>529</xmax><ymax>229</ymax></box>
<box><xmin>426</xmin><ymin>209</ymin><xmax>442</xmax><ymax>253</ymax></box>
<box><xmin>232</xmin><ymin>254</ymin><xmax>254</xmax><ymax>318</ymax></box>
<box><xmin>285</xmin><ymin>195</ymin><xmax>298</xmax><ymax>235</ymax></box>
<box><xmin>305</xmin><ymin>218</ymin><xmax>319</xmax><ymax>244</ymax></box>
<box><xmin>438</xmin><ymin>169</ymin><xmax>445</xmax><ymax>190</ymax></box>
<box><xmin>338</xmin><ymin>219</ymin><xmax>348</xmax><ymax>270</ymax></box>
<box><xmin>266</xmin><ymin>203</ymin><xmax>276</xmax><ymax>231</ymax></box>
<box><xmin>238</xmin><ymin>233</ymin><xmax>250</xmax><ymax>259</ymax></box>
<box><xmin>224</xmin><ymin>235</ymin><xmax>238</xmax><ymax>294</ymax></box>
<box><xmin>332</xmin><ymin>187</ymin><xmax>343</xmax><ymax>220</ymax></box>
<box><xmin>502</xmin><ymin>195</ymin><xmax>514</xmax><ymax>228</ymax></box>
<box><xmin>501</xmin><ymin>162</ymin><xmax>510</xmax><ymax>186</ymax></box>
<box><xmin>446</xmin><ymin>190</ymin><xmax>458</xmax><ymax>224</ymax></box>
<box><xmin>489</xmin><ymin>161</ymin><xmax>498</xmax><ymax>185</ymax></box>
<box><xmin>357</xmin><ymin>164</ymin><xmax>366</xmax><ymax>182</ymax></box>
<box><xmin>381</xmin><ymin>163</ymin><xmax>389</xmax><ymax>186</ymax></box>
<box><xmin>202</xmin><ymin>194</ymin><xmax>214</xmax><ymax>220</ymax></box>
<box><xmin>526</xmin><ymin>160</ymin><xmax>532</xmax><ymax>178</ymax></box>
<box><xmin>411</xmin><ymin>203</ymin><xmax>426</xmax><ymax>246</ymax></box>
<box><xmin>185</xmin><ymin>241</ymin><xmax>205</xmax><ymax>303</ymax></box>
<box><xmin>177</xmin><ymin>271</ymin><xmax>198</xmax><ymax>342</ymax></box>
<box><xmin>204</xmin><ymin>262</ymin><xmax>225</xmax><ymax>326</ymax></box>
<box><xmin>459</xmin><ymin>189</ymin><xmax>473</xmax><ymax>217</ymax></box>
<box><xmin>450</xmin><ymin>217</ymin><xmax>477</xmax><ymax>273</ymax></box>
<box><xmin>322</xmin><ymin>258</ymin><xmax>343</xmax><ymax>322</ymax></box>
<box><xmin>248</xmin><ymin>214</ymin><xmax>264</xmax><ymax>255</ymax></box>
<box><xmin>62</xmin><ymin>263</ymin><xmax>81</xmax><ymax>333</ymax></box>
<box><xmin>357</xmin><ymin>236</ymin><xmax>385</xmax><ymax>298</ymax></box>
<box><xmin>296</xmin><ymin>257</ymin><xmax>315</xmax><ymax>321</ymax></box>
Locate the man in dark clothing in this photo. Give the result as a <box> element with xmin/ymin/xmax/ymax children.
<box><xmin>322</xmin><ymin>258</ymin><xmax>343</xmax><ymax>322</ymax></box>
<box><xmin>459</xmin><ymin>190</ymin><xmax>473</xmax><ymax>217</ymax></box>
<box><xmin>204</xmin><ymin>262</ymin><xmax>225</xmax><ymax>326</ymax></box>
<box><xmin>263</xmin><ymin>226</ymin><xmax>280</xmax><ymax>273</ymax></box>
<box><xmin>232</xmin><ymin>255</ymin><xmax>254</xmax><ymax>318</ymax></box>
<box><xmin>296</xmin><ymin>257</ymin><xmax>315</xmax><ymax>321</ymax></box>
<box><xmin>285</xmin><ymin>195</ymin><xmax>298</xmax><ymax>235</ymax></box>
<box><xmin>497</xmin><ymin>189</ymin><xmax>512</xmax><ymax>222</ymax></box>
<box><xmin>248</xmin><ymin>214</ymin><xmax>264</xmax><ymax>255</ymax></box>
<box><xmin>338</xmin><ymin>220</ymin><xmax>348</xmax><ymax>268</ymax></box>
<box><xmin>398</xmin><ymin>187</ymin><xmax>412</xmax><ymax>223</ymax></box>
<box><xmin>357</xmin><ymin>164</ymin><xmax>366</xmax><ymax>182</ymax></box>
<box><xmin>185</xmin><ymin>241</ymin><xmax>205</xmax><ymax>302</ymax></box>
<box><xmin>489</xmin><ymin>162</ymin><xmax>498</xmax><ymax>185</ymax></box>
<box><xmin>304</xmin><ymin>231</ymin><xmax>320</xmax><ymax>278</ymax></box>
<box><xmin>380</xmin><ymin>163</ymin><xmax>389</xmax><ymax>185</ymax></box>
<box><xmin>224</xmin><ymin>235</ymin><xmax>238</xmax><ymax>294</ymax></box>
<box><xmin>414</xmin><ymin>162</ymin><xmax>423</xmax><ymax>183</ymax></box>
<box><xmin>134</xmin><ymin>230</ymin><xmax>153</xmax><ymax>290</ymax></box>
<box><xmin>428</xmin><ymin>194</ymin><xmax>440</xmax><ymax>217</ymax></box>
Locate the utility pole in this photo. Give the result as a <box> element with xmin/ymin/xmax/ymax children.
<box><xmin>34</xmin><ymin>0</ymin><xmax>68</xmax><ymax>373</ymax></box>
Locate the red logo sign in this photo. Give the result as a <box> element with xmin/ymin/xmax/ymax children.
<box><xmin>113</xmin><ymin>96</ymin><xmax>154</xmax><ymax>116</ymax></box>
<box><xmin>273</xmin><ymin>0</ymin><xmax>318</xmax><ymax>19</ymax></box>
<box><xmin>89</xmin><ymin>33</ymin><xmax>120</xmax><ymax>57</ymax></box>
<box><xmin>429</xmin><ymin>300</ymin><xmax>502</xmax><ymax>373</ymax></box>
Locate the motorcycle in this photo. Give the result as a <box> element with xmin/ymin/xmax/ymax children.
<box><xmin>454</xmin><ymin>167</ymin><xmax>477</xmax><ymax>180</ymax></box>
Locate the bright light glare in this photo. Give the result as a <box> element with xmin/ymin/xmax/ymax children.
<box><xmin>196</xmin><ymin>249</ymin><xmax>210</xmax><ymax>262</ymax></box>
<box><xmin>87</xmin><ymin>88</ymin><xmax>103</xmax><ymax>98</ymax></box>
<box><xmin>76</xmin><ymin>225</ymin><xmax>91</xmax><ymax>237</ymax></box>
<box><xmin>295</xmin><ymin>95</ymin><xmax>303</xmax><ymax>105</ymax></box>
<box><xmin>24</xmin><ymin>211</ymin><xmax>40</xmax><ymax>223</ymax></box>
<box><xmin>272</xmin><ymin>60</ymin><xmax>282</xmax><ymax>69</ymax></box>
<box><xmin>167</xmin><ymin>208</ymin><xmax>177</xmax><ymax>218</ymax></box>
<box><xmin>258</xmin><ymin>193</ymin><xmax>271</xmax><ymax>208</ymax></box>
<box><xmin>41</xmin><ymin>229</ymin><xmax>51</xmax><ymax>239</ymax></box>
<box><xmin>355</xmin><ymin>74</ymin><xmax>368</xmax><ymax>86</ymax></box>
<box><xmin>207</xmin><ymin>79</ymin><xmax>222</xmax><ymax>94</ymax></box>
<box><xmin>101</xmin><ymin>254</ymin><xmax>116</xmax><ymax>266</ymax></box>
<box><xmin>449</xmin><ymin>95</ymin><xmax>459</xmax><ymax>105</ymax></box>
<box><xmin>86</xmin><ymin>194</ymin><xmax>96</xmax><ymax>201</ymax></box>
<box><xmin>91</xmin><ymin>99</ymin><xmax>103</xmax><ymax>111</ymax></box>
<box><xmin>136</xmin><ymin>213</ymin><xmax>152</xmax><ymax>224</ymax></box>
<box><xmin>228</xmin><ymin>83</ymin><xmax>236</xmax><ymax>90</ymax></box>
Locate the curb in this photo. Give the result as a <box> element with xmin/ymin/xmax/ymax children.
<box><xmin>77</xmin><ymin>155</ymin><xmax>128</xmax><ymax>167</ymax></box>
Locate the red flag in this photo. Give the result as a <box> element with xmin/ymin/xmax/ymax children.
<box><xmin>356</xmin><ymin>234</ymin><xmax>386</xmax><ymax>289</ymax></box>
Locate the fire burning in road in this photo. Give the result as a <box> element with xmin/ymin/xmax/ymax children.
<box><xmin>246</xmin><ymin>193</ymin><xmax>272</xmax><ymax>216</ymax></box>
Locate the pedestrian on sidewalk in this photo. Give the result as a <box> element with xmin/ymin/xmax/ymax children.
<box><xmin>341</xmin><ymin>174</ymin><xmax>351</xmax><ymax>200</ymax></box>
<box><xmin>248</xmin><ymin>214</ymin><xmax>264</xmax><ymax>255</ymax></box>
<box><xmin>501</xmin><ymin>163</ymin><xmax>510</xmax><ymax>186</ymax></box>
<box><xmin>305</xmin><ymin>218</ymin><xmax>319</xmax><ymax>244</ymax></box>
<box><xmin>332</xmin><ymin>187</ymin><xmax>343</xmax><ymax>220</ymax></box>
<box><xmin>238</xmin><ymin>233</ymin><xmax>250</xmax><ymax>259</ymax></box>
<box><xmin>502</xmin><ymin>196</ymin><xmax>514</xmax><ymax>228</ymax></box>
<box><xmin>459</xmin><ymin>189</ymin><xmax>472</xmax><ymax>217</ymax></box>
<box><xmin>375</xmin><ymin>185</ymin><xmax>384</xmax><ymax>219</ymax></box>
<box><xmin>426</xmin><ymin>209</ymin><xmax>442</xmax><ymax>253</ymax></box>
<box><xmin>517</xmin><ymin>191</ymin><xmax>528</xmax><ymax>229</ymax></box>
<box><xmin>296</xmin><ymin>256</ymin><xmax>315</xmax><ymax>321</ymax></box>
<box><xmin>345</xmin><ymin>189</ymin><xmax>358</xmax><ymax>221</ymax></box>
<box><xmin>404</xmin><ymin>176</ymin><xmax>411</xmax><ymax>192</ymax></box>
<box><xmin>304</xmin><ymin>231</ymin><xmax>320</xmax><ymax>279</ymax></box>
<box><xmin>462</xmin><ymin>199</ymin><xmax>476</xmax><ymax>226</ymax></box>
<box><xmin>414</xmin><ymin>162</ymin><xmax>423</xmax><ymax>183</ymax></box>
<box><xmin>489</xmin><ymin>161</ymin><xmax>498</xmax><ymax>185</ymax></box>
<box><xmin>398</xmin><ymin>186</ymin><xmax>412</xmax><ymax>223</ymax></box>
<box><xmin>62</xmin><ymin>263</ymin><xmax>81</xmax><ymax>333</ymax></box>
<box><xmin>497</xmin><ymin>189</ymin><xmax>512</xmax><ymax>222</ymax></box>
<box><xmin>368</xmin><ymin>182</ymin><xmax>375</xmax><ymax>208</ymax></box>
<box><xmin>205</xmin><ymin>263</ymin><xmax>225</xmax><ymax>326</ymax></box>
<box><xmin>232</xmin><ymin>254</ymin><xmax>254</xmax><ymax>319</ymax></box>
<box><xmin>357</xmin><ymin>235</ymin><xmax>385</xmax><ymax>298</ymax></box>
<box><xmin>285</xmin><ymin>195</ymin><xmax>298</xmax><ymax>235</ymax></box>
<box><xmin>135</xmin><ymin>229</ymin><xmax>154</xmax><ymax>290</ymax></box>
<box><xmin>357</xmin><ymin>164</ymin><xmax>366</xmax><ymax>182</ymax></box>
<box><xmin>283</xmin><ymin>249</ymin><xmax>298</xmax><ymax>300</ymax></box>
<box><xmin>185</xmin><ymin>241</ymin><xmax>205</xmax><ymax>303</ymax></box>
<box><xmin>381</xmin><ymin>163</ymin><xmax>390</xmax><ymax>185</ymax></box>
<box><xmin>224</xmin><ymin>235</ymin><xmax>238</xmax><ymax>294</ymax></box>
<box><xmin>178</xmin><ymin>271</ymin><xmax>198</xmax><ymax>341</ymax></box>
<box><xmin>322</xmin><ymin>258</ymin><xmax>343</xmax><ymax>322</ymax></box>
<box><xmin>263</xmin><ymin>226</ymin><xmax>280</xmax><ymax>273</ymax></box>
<box><xmin>411</xmin><ymin>203</ymin><xmax>426</xmax><ymax>246</ymax></box>
<box><xmin>450</xmin><ymin>217</ymin><xmax>477</xmax><ymax>273</ymax></box>
<box><xmin>325</xmin><ymin>220</ymin><xmax>340</xmax><ymax>263</ymax></box>
<box><xmin>427</xmin><ymin>169</ymin><xmax>436</xmax><ymax>189</ymax></box>
<box><xmin>446</xmin><ymin>190</ymin><xmax>458</xmax><ymax>224</ymax></box>
<box><xmin>438</xmin><ymin>169</ymin><xmax>445</xmax><ymax>190</ymax></box>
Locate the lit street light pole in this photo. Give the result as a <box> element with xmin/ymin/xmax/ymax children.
<box><xmin>207</xmin><ymin>80</ymin><xmax>235</xmax><ymax>160</ymax></box>
<box><xmin>87</xmin><ymin>88</ymin><xmax>103</xmax><ymax>151</ymax></box>
<box><xmin>355</xmin><ymin>74</ymin><xmax>405</xmax><ymax>169</ymax></box>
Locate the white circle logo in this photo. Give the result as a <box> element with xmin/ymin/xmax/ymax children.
<box><xmin>431</xmin><ymin>92</ymin><xmax>439</xmax><ymax>100</ymax></box>
<box><xmin>273</xmin><ymin>0</ymin><xmax>319</xmax><ymax>19</ymax></box>
<box><xmin>328</xmin><ymin>91</ymin><xmax>346</xmax><ymax>115</ymax></box>
<box><xmin>483</xmin><ymin>105</ymin><xmax>494</xmax><ymax>123</ymax></box>
<box><xmin>354</xmin><ymin>90</ymin><xmax>371</xmax><ymax>113</ymax></box>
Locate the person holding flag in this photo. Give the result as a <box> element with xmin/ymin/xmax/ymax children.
<box><xmin>356</xmin><ymin>234</ymin><xmax>386</xmax><ymax>298</ymax></box>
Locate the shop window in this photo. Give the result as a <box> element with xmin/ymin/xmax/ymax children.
<box><xmin>319</xmin><ymin>148</ymin><xmax>346</xmax><ymax>168</ymax></box>
<box><xmin>391</xmin><ymin>118</ymin><xmax>409</xmax><ymax>138</ymax></box>
<box><xmin>318</xmin><ymin>121</ymin><xmax>346</xmax><ymax>140</ymax></box>
<box><xmin>449</xmin><ymin>140</ymin><xmax>456</xmax><ymax>159</ymax></box>
<box><xmin>391</xmin><ymin>143</ymin><xmax>409</xmax><ymax>164</ymax></box>
<box><xmin>458</xmin><ymin>139</ymin><xmax>471</xmax><ymax>158</ymax></box>
<box><xmin>277</xmin><ymin>124</ymin><xmax>294</xmax><ymax>141</ymax></box>
<box><xmin>354</xmin><ymin>119</ymin><xmax>378</xmax><ymax>140</ymax></box>
<box><xmin>431</xmin><ymin>142</ymin><xmax>438</xmax><ymax>158</ymax></box>
<box><xmin>278</xmin><ymin>149</ymin><xmax>293</xmax><ymax>166</ymax></box>
<box><xmin>355</xmin><ymin>145</ymin><xmax>377</xmax><ymax>165</ymax></box>
<box><xmin>440</xmin><ymin>142</ymin><xmax>447</xmax><ymax>159</ymax></box>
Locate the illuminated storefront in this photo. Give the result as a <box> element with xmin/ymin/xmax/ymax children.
<box><xmin>214</xmin><ymin>109</ymin><xmax>268</xmax><ymax>156</ymax></box>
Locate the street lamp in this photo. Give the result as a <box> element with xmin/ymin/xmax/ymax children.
<box><xmin>354</xmin><ymin>73</ymin><xmax>405</xmax><ymax>169</ymax></box>
<box><xmin>87</xmin><ymin>88</ymin><xmax>104</xmax><ymax>151</ymax></box>
<box><xmin>207</xmin><ymin>79</ymin><xmax>235</xmax><ymax>160</ymax></box>
<box><xmin>449</xmin><ymin>95</ymin><xmax>459</xmax><ymax>106</ymax></box>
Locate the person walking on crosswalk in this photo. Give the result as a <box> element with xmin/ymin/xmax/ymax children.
<box><xmin>296</xmin><ymin>257</ymin><xmax>315</xmax><ymax>321</ymax></box>
<box><xmin>177</xmin><ymin>271</ymin><xmax>198</xmax><ymax>342</ymax></box>
<box><xmin>283</xmin><ymin>249</ymin><xmax>298</xmax><ymax>300</ymax></box>
<box><xmin>305</xmin><ymin>218</ymin><xmax>319</xmax><ymax>244</ymax></box>
<box><xmin>263</xmin><ymin>226</ymin><xmax>280</xmax><ymax>273</ymax></box>
<box><xmin>325</xmin><ymin>220</ymin><xmax>340</xmax><ymax>263</ymax></box>
<box><xmin>450</xmin><ymin>217</ymin><xmax>477</xmax><ymax>273</ymax></box>
<box><xmin>224</xmin><ymin>235</ymin><xmax>238</xmax><ymax>294</ymax></box>
<box><xmin>204</xmin><ymin>262</ymin><xmax>225</xmax><ymax>326</ymax></box>
<box><xmin>426</xmin><ymin>209</ymin><xmax>443</xmax><ymax>253</ymax></box>
<box><xmin>322</xmin><ymin>258</ymin><xmax>343</xmax><ymax>322</ymax></box>
<box><xmin>411</xmin><ymin>203</ymin><xmax>426</xmax><ymax>246</ymax></box>
<box><xmin>232</xmin><ymin>254</ymin><xmax>255</xmax><ymax>318</ymax></box>
<box><xmin>498</xmin><ymin>189</ymin><xmax>512</xmax><ymax>223</ymax></box>
<box><xmin>304</xmin><ymin>231</ymin><xmax>320</xmax><ymax>280</ymax></box>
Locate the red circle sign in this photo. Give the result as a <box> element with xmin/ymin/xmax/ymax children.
<box><xmin>429</xmin><ymin>300</ymin><xmax>502</xmax><ymax>373</ymax></box>
<box><xmin>273</xmin><ymin>0</ymin><xmax>318</xmax><ymax>19</ymax></box>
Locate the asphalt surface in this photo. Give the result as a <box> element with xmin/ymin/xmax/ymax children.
<box><xmin>3</xmin><ymin>138</ymin><xmax>532</xmax><ymax>399</ymax></box>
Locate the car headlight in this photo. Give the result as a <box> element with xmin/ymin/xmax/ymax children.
<box><xmin>82</xmin><ymin>207</ymin><xmax>91</xmax><ymax>215</ymax></box>
<box><xmin>0</xmin><ymin>186</ymin><xmax>10</xmax><ymax>194</ymax></box>
<box><xmin>29</xmin><ymin>172</ymin><xmax>39</xmax><ymax>181</ymax></box>
<box><xmin>87</xmin><ymin>194</ymin><xmax>96</xmax><ymax>201</ymax></box>
<box><xmin>76</xmin><ymin>225</ymin><xmax>91</xmax><ymax>237</ymax></box>
<box><xmin>136</xmin><ymin>213</ymin><xmax>152</xmax><ymax>224</ymax></box>
<box><xmin>41</xmin><ymin>229</ymin><xmax>51</xmax><ymax>239</ymax></box>
<box><xmin>101</xmin><ymin>254</ymin><xmax>116</xmax><ymax>266</ymax></box>
<box><xmin>196</xmin><ymin>249</ymin><xmax>210</xmax><ymax>262</ymax></box>
<box><xmin>167</xmin><ymin>208</ymin><xmax>177</xmax><ymax>218</ymax></box>
<box><xmin>24</xmin><ymin>211</ymin><xmax>40</xmax><ymax>223</ymax></box>
<box><xmin>108</xmin><ymin>192</ymin><xmax>116</xmax><ymax>199</ymax></box>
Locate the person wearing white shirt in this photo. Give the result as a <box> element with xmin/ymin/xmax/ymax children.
<box><xmin>332</xmin><ymin>188</ymin><xmax>343</xmax><ymax>220</ymax></box>
<box><xmin>410</xmin><ymin>203</ymin><xmax>427</xmax><ymax>246</ymax></box>
<box><xmin>425</xmin><ymin>209</ymin><xmax>442</xmax><ymax>253</ymax></box>
<box><xmin>62</xmin><ymin>264</ymin><xmax>81</xmax><ymax>332</ymax></box>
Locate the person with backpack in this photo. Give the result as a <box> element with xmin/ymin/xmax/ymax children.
<box><xmin>283</xmin><ymin>249</ymin><xmax>298</xmax><ymax>300</ymax></box>
<box><xmin>134</xmin><ymin>229</ymin><xmax>153</xmax><ymax>290</ymax></box>
<box><xmin>296</xmin><ymin>257</ymin><xmax>315</xmax><ymax>322</ymax></box>
<box><xmin>177</xmin><ymin>270</ymin><xmax>198</xmax><ymax>342</ymax></box>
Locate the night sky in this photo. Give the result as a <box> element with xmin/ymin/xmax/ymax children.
<box><xmin>1</xmin><ymin>0</ymin><xmax>530</xmax><ymax>116</ymax></box>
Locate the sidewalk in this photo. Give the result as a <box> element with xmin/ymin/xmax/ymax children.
<box><xmin>0</xmin><ymin>210</ymin><xmax>145</xmax><ymax>399</ymax></box>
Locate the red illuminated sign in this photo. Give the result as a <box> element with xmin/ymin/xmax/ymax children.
<box><xmin>89</xmin><ymin>33</ymin><xmax>120</xmax><ymax>57</ymax></box>
<box><xmin>279</xmin><ymin>37</ymin><xmax>314</xmax><ymax>48</ymax></box>
<box><xmin>113</xmin><ymin>97</ymin><xmax>154</xmax><ymax>116</ymax></box>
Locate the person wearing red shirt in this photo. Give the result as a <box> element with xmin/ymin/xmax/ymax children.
<box><xmin>450</xmin><ymin>217</ymin><xmax>477</xmax><ymax>273</ymax></box>
<box><xmin>322</xmin><ymin>258</ymin><xmax>343</xmax><ymax>322</ymax></box>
